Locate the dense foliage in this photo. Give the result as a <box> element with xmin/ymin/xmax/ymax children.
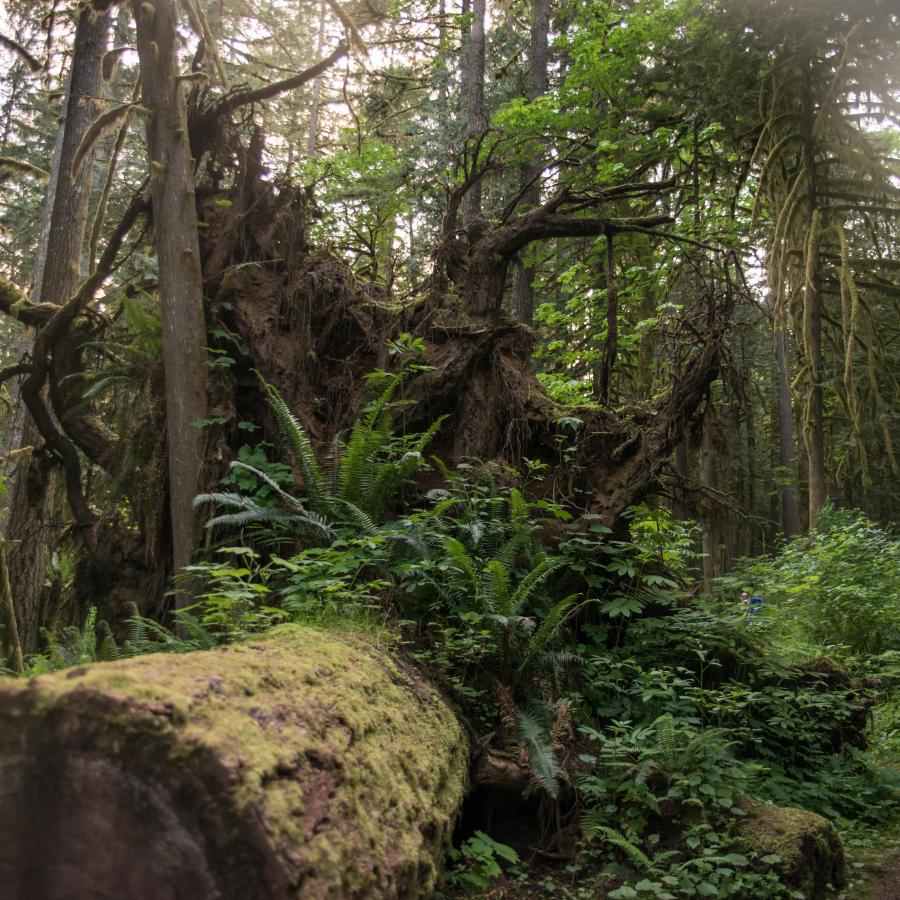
<box><xmin>11</xmin><ymin>386</ymin><xmax>897</xmax><ymax>896</ymax></box>
<box><xmin>722</xmin><ymin>507</ymin><xmax>900</xmax><ymax>657</ymax></box>
<box><xmin>0</xmin><ymin>0</ymin><xmax>897</xmax><ymax>895</ymax></box>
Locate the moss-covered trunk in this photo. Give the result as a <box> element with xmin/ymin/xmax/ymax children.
<box><xmin>0</xmin><ymin>627</ymin><xmax>469</xmax><ymax>899</ymax></box>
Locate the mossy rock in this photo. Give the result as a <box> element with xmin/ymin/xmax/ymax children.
<box><xmin>0</xmin><ymin>625</ymin><xmax>469</xmax><ymax>899</ymax></box>
<box><xmin>737</xmin><ymin>800</ymin><xmax>846</xmax><ymax>898</ymax></box>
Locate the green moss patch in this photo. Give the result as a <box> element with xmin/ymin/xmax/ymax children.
<box><xmin>0</xmin><ymin>625</ymin><xmax>469</xmax><ymax>898</ymax></box>
<box><xmin>737</xmin><ymin>800</ymin><xmax>846</xmax><ymax>897</ymax></box>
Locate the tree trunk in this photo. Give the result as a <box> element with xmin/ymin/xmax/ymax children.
<box><xmin>511</xmin><ymin>0</ymin><xmax>550</xmax><ymax>325</ymax></box>
<box><xmin>700</xmin><ymin>423</ymin><xmax>719</xmax><ymax>595</ymax></box>
<box><xmin>463</xmin><ymin>0</ymin><xmax>486</xmax><ymax>224</ymax></box>
<box><xmin>673</xmin><ymin>439</ymin><xmax>690</xmax><ymax>520</ymax></box>
<box><xmin>306</xmin><ymin>0</ymin><xmax>327</xmax><ymax>158</ymax></box>
<box><xmin>133</xmin><ymin>0</ymin><xmax>209</xmax><ymax>589</ymax></box>
<box><xmin>0</xmin><ymin>626</ymin><xmax>468</xmax><ymax>899</ymax></box>
<box><xmin>800</xmin><ymin>68</ymin><xmax>827</xmax><ymax>528</ymax></box>
<box><xmin>635</xmin><ymin>255</ymin><xmax>658</xmax><ymax>399</ymax></box>
<box><xmin>803</xmin><ymin>246</ymin><xmax>828</xmax><ymax>528</ymax></box>
<box><xmin>595</xmin><ymin>235</ymin><xmax>617</xmax><ymax>403</ymax></box>
<box><xmin>774</xmin><ymin>325</ymin><xmax>802</xmax><ymax>536</ymax></box>
<box><xmin>2</xmin><ymin>6</ymin><xmax>110</xmax><ymax>653</ymax></box>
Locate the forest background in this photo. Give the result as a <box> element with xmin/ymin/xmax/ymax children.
<box><xmin>0</xmin><ymin>0</ymin><xmax>897</xmax><ymax>896</ymax></box>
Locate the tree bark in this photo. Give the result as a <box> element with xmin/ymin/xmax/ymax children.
<box><xmin>443</xmin><ymin>185</ymin><xmax>671</xmax><ymax>320</ymax></box>
<box><xmin>595</xmin><ymin>235</ymin><xmax>617</xmax><ymax>403</ymax></box>
<box><xmin>800</xmin><ymin>68</ymin><xmax>827</xmax><ymax>528</ymax></box>
<box><xmin>803</xmin><ymin>243</ymin><xmax>828</xmax><ymax>528</ymax></box>
<box><xmin>672</xmin><ymin>439</ymin><xmax>690</xmax><ymax>520</ymax></box>
<box><xmin>774</xmin><ymin>324</ymin><xmax>802</xmax><ymax>536</ymax></box>
<box><xmin>463</xmin><ymin>0</ymin><xmax>486</xmax><ymax>224</ymax></box>
<box><xmin>133</xmin><ymin>0</ymin><xmax>209</xmax><ymax>589</ymax></box>
<box><xmin>700</xmin><ymin>421</ymin><xmax>719</xmax><ymax>595</ymax></box>
<box><xmin>511</xmin><ymin>0</ymin><xmax>550</xmax><ymax>325</ymax></box>
<box><xmin>0</xmin><ymin>626</ymin><xmax>468</xmax><ymax>899</ymax></box>
<box><xmin>2</xmin><ymin>6</ymin><xmax>110</xmax><ymax>653</ymax></box>
<box><xmin>306</xmin><ymin>0</ymin><xmax>328</xmax><ymax>158</ymax></box>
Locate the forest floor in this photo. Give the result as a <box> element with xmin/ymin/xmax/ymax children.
<box><xmin>843</xmin><ymin>820</ymin><xmax>900</xmax><ymax>899</ymax></box>
<box><xmin>444</xmin><ymin>690</ymin><xmax>900</xmax><ymax>900</ymax></box>
<box><xmin>450</xmin><ymin>821</ymin><xmax>900</xmax><ymax>899</ymax></box>
<box><xmin>850</xmin><ymin>696</ymin><xmax>900</xmax><ymax>899</ymax></box>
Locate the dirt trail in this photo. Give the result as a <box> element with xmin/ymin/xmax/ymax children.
<box><xmin>861</xmin><ymin>848</ymin><xmax>900</xmax><ymax>899</ymax></box>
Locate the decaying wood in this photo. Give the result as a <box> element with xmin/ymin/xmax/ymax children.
<box><xmin>199</xmin><ymin>171</ymin><xmax>733</xmax><ymax>528</ymax></box>
<box><xmin>0</xmin><ymin>626</ymin><xmax>469</xmax><ymax>899</ymax></box>
<box><xmin>0</xmin><ymin>134</ymin><xmax>733</xmax><ymax>622</ymax></box>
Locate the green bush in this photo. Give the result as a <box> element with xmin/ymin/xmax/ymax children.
<box><xmin>721</xmin><ymin>507</ymin><xmax>900</xmax><ymax>656</ymax></box>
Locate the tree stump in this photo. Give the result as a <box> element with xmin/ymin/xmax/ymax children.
<box><xmin>0</xmin><ymin>626</ymin><xmax>468</xmax><ymax>899</ymax></box>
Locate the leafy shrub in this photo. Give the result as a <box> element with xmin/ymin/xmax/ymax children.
<box><xmin>444</xmin><ymin>831</ymin><xmax>519</xmax><ymax>893</ymax></box>
<box><xmin>721</xmin><ymin>507</ymin><xmax>900</xmax><ymax>656</ymax></box>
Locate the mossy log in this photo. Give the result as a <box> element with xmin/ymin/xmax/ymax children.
<box><xmin>737</xmin><ymin>800</ymin><xmax>846</xmax><ymax>897</ymax></box>
<box><xmin>0</xmin><ymin>626</ymin><xmax>469</xmax><ymax>899</ymax></box>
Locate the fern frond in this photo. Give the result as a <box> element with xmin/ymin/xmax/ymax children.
<box><xmin>518</xmin><ymin>595</ymin><xmax>587</xmax><ymax>674</ymax></box>
<box><xmin>172</xmin><ymin>613</ymin><xmax>220</xmax><ymax>651</ymax></box>
<box><xmin>259</xmin><ymin>377</ymin><xmax>330</xmax><ymax>515</ymax></box>
<box><xmin>362</xmin><ymin>371</ymin><xmax>402</xmax><ymax>429</ymax></box>
<box><xmin>98</xmin><ymin>627</ymin><xmax>121</xmax><ymax>662</ymax></box>
<box><xmin>508</xmin><ymin>487</ymin><xmax>529</xmax><ymax>526</ymax></box>
<box><xmin>492</xmin><ymin>529</ymin><xmax>532</xmax><ymax>572</ymax></box>
<box><xmin>386</xmin><ymin>528</ymin><xmax>433</xmax><ymax>562</ymax></box>
<box><xmin>367</xmin><ymin>450</ymin><xmax>423</xmax><ymax>518</ymax></box>
<box><xmin>412</xmin><ymin>414</ymin><xmax>447</xmax><ymax>453</ymax></box>
<box><xmin>443</xmin><ymin>537</ymin><xmax>479</xmax><ymax>594</ymax></box>
<box><xmin>506</xmin><ymin>559</ymin><xmax>562</xmax><ymax>618</ymax></box>
<box><xmin>515</xmin><ymin>707</ymin><xmax>561</xmax><ymax>799</ymax></box>
<box><xmin>652</xmin><ymin>714</ymin><xmax>680</xmax><ymax>770</ymax></box>
<box><xmin>580</xmin><ymin>814</ymin><xmax>654</xmax><ymax>873</ymax></box>
<box><xmin>194</xmin><ymin>490</ymin><xmax>261</xmax><ymax>511</ymax></box>
<box><xmin>337</xmin><ymin>498</ymin><xmax>378</xmax><ymax>535</ymax></box>
<box><xmin>337</xmin><ymin>421</ymin><xmax>376</xmax><ymax>505</ymax></box>
<box><xmin>227</xmin><ymin>461</ymin><xmax>306</xmax><ymax>511</ymax></box>
<box><xmin>483</xmin><ymin>559</ymin><xmax>512</xmax><ymax>615</ymax></box>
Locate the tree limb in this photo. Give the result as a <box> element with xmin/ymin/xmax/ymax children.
<box><xmin>194</xmin><ymin>42</ymin><xmax>348</xmax><ymax>130</ymax></box>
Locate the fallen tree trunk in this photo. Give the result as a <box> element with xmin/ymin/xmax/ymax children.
<box><xmin>0</xmin><ymin>627</ymin><xmax>469</xmax><ymax>899</ymax></box>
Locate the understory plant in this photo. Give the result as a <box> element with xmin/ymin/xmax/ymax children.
<box><xmin>7</xmin><ymin>403</ymin><xmax>896</xmax><ymax>900</ymax></box>
<box><xmin>719</xmin><ymin>506</ymin><xmax>900</xmax><ymax>657</ymax></box>
<box><xmin>196</xmin><ymin>353</ymin><xmax>444</xmax><ymax>545</ymax></box>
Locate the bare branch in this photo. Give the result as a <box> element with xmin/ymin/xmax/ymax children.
<box><xmin>194</xmin><ymin>42</ymin><xmax>348</xmax><ymax>131</ymax></box>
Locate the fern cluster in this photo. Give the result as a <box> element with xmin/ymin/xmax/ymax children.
<box><xmin>196</xmin><ymin>371</ymin><xmax>444</xmax><ymax>543</ymax></box>
<box><xmin>17</xmin><ymin>605</ymin><xmax>219</xmax><ymax>675</ymax></box>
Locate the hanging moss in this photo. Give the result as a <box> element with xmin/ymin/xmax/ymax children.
<box><xmin>0</xmin><ymin>625</ymin><xmax>469</xmax><ymax>899</ymax></box>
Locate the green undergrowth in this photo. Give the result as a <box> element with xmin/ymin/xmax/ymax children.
<box><xmin>5</xmin><ymin>374</ymin><xmax>898</xmax><ymax>899</ymax></box>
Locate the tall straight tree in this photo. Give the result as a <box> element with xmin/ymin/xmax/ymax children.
<box><xmin>3</xmin><ymin>5</ymin><xmax>110</xmax><ymax>652</ymax></box>
<box><xmin>773</xmin><ymin>324</ymin><xmax>802</xmax><ymax>535</ymax></box>
<box><xmin>511</xmin><ymin>0</ymin><xmax>550</xmax><ymax>325</ymax></box>
<box><xmin>306</xmin><ymin>0</ymin><xmax>328</xmax><ymax>158</ymax></box>
<box><xmin>798</xmin><ymin>67</ymin><xmax>827</xmax><ymax>528</ymax></box>
<box><xmin>132</xmin><ymin>0</ymin><xmax>208</xmax><ymax>591</ymax></box>
<box><xmin>463</xmin><ymin>0</ymin><xmax>486</xmax><ymax>223</ymax></box>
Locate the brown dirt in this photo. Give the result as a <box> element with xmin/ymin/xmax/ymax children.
<box><xmin>862</xmin><ymin>848</ymin><xmax>900</xmax><ymax>899</ymax></box>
